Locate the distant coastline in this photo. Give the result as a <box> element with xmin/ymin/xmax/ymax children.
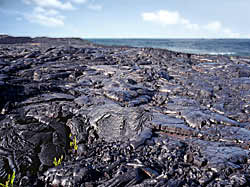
<box><xmin>88</xmin><ymin>38</ymin><xmax>250</xmax><ymax>57</ymax></box>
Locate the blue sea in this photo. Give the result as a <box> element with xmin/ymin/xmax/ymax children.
<box><xmin>87</xmin><ymin>39</ymin><xmax>250</xmax><ymax>57</ymax></box>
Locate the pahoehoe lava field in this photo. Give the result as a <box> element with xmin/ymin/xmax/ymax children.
<box><xmin>0</xmin><ymin>35</ymin><xmax>250</xmax><ymax>186</ymax></box>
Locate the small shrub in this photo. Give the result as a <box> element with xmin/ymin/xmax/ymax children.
<box><xmin>0</xmin><ymin>171</ymin><xmax>15</xmax><ymax>187</ymax></box>
<box><xmin>70</xmin><ymin>135</ymin><xmax>78</xmax><ymax>151</ymax></box>
<box><xmin>53</xmin><ymin>155</ymin><xmax>63</xmax><ymax>167</ymax></box>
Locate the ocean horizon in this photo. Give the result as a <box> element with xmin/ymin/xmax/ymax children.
<box><xmin>87</xmin><ymin>38</ymin><xmax>250</xmax><ymax>57</ymax></box>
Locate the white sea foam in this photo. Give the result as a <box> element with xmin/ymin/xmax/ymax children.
<box><xmin>208</xmin><ymin>52</ymin><xmax>236</xmax><ymax>55</ymax></box>
<box><xmin>168</xmin><ymin>48</ymin><xmax>236</xmax><ymax>56</ymax></box>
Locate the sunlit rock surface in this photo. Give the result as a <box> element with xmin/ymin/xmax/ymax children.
<box><xmin>0</xmin><ymin>36</ymin><xmax>250</xmax><ymax>186</ymax></box>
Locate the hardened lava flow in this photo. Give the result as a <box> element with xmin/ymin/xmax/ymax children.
<box><xmin>0</xmin><ymin>35</ymin><xmax>250</xmax><ymax>186</ymax></box>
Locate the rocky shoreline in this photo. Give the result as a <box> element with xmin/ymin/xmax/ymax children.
<box><xmin>0</xmin><ymin>35</ymin><xmax>250</xmax><ymax>186</ymax></box>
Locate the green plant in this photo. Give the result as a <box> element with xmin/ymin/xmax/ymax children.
<box><xmin>0</xmin><ymin>171</ymin><xmax>15</xmax><ymax>187</ymax></box>
<box><xmin>53</xmin><ymin>155</ymin><xmax>63</xmax><ymax>167</ymax></box>
<box><xmin>70</xmin><ymin>135</ymin><xmax>78</xmax><ymax>151</ymax></box>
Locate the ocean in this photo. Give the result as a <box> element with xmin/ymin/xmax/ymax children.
<box><xmin>87</xmin><ymin>39</ymin><xmax>250</xmax><ymax>57</ymax></box>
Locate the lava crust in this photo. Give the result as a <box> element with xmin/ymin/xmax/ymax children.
<box><xmin>0</xmin><ymin>36</ymin><xmax>250</xmax><ymax>186</ymax></box>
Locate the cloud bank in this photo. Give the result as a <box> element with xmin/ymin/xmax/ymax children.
<box><xmin>22</xmin><ymin>0</ymin><xmax>101</xmax><ymax>27</ymax></box>
<box><xmin>25</xmin><ymin>7</ymin><xmax>65</xmax><ymax>27</ymax></box>
<box><xmin>142</xmin><ymin>10</ymin><xmax>240</xmax><ymax>38</ymax></box>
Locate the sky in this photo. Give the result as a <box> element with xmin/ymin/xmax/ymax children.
<box><xmin>0</xmin><ymin>0</ymin><xmax>250</xmax><ymax>38</ymax></box>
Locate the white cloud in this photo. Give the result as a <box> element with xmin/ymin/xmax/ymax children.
<box><xmin>245</xmin><ymin>34</ymin><xmax>250</xmax><ymax>38</ymax></box>
<box><xmin>222</xmin><ymin>28</ymin><xmax>240</xmax><ymax>38</ymax></box>
<box><xmin>21</xmin><ymin>0</ymin><xmax>76</xmax><ymax>27</ymax></box>
<box><xmin>23</xmin><ymin>0</ymin><xmax>74</xmax><ymax>10</ymax></box>
<box><xmin>88</xmin><ymin>4</ymin><xmax>102</xmax><ymax>11</ymax></box>
<box><xmin>71</xmin><ymin>0</ymin><xmax>88</xmax><ymax>4</ymax></box>
<box><xmin>142</xmin><ymin>10</ymin><xmax>241</xmax><ymax>38</ymax></box>
<box><xmin>204</xmin><ymin>21</ymin><xmax>222</xmax><ymax>31</ymax></box>
<box><xmin>142</xmin><ymin>10</ymin><xmax>200</xmax><ymax>31</ymax></box>
<box><xmin>34</xmin><ymin>6</ymin><xmax>59</xmax><ymax>16</ymax></box>
<box><xmin>204</xmin><ymin>21</ymin><xmax>240</xmax><ymax>37</ymax></box>
<box><xmin>25</xmin><ymin>7</ymin><xmax>65</xmax><ymax>27</ymax></box>
<box><xmin>142</xmin><ymin>10</ymin><xmax>184</xmax><ymax>25</ymax></box>
<box><xmin>21</xmin><ymin>0</ymin><xmax>102</xmax><ymax>28</ymax></box>
<box><xmin>182</xmin><ymin>20</ymin><xmax>199</xmax><ymax>30</ymax></box>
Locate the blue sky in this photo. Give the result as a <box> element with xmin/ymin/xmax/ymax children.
<box><xmin>0</xmin><ymin>0</ymin><xmax>250</xmax><ymax>38</ymax></box>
